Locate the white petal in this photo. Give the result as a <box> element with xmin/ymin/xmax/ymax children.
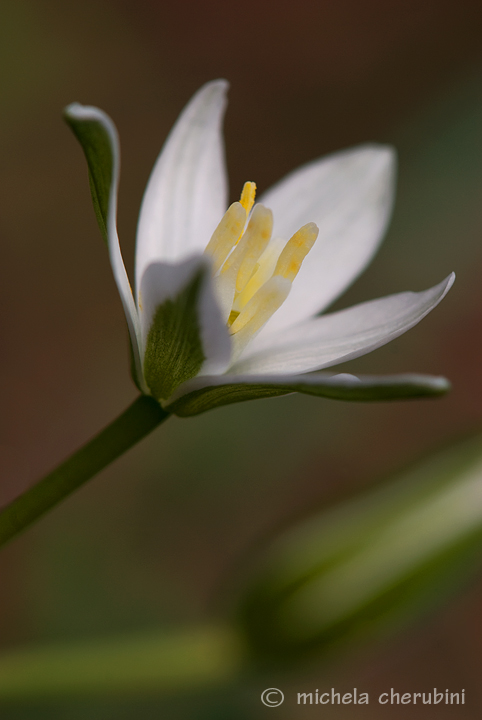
<box><xmin>258</xmin><ymin>145</ymin><xmax>396</xmax><ymax>336</ymax></box>
<box><xmin>135</xmin><ymin>80</ymin><xmax>229</xmax><ymax>293</ymax></box>
<box><xmin>64</xmin><ymin>103</ymin><xmax>145</xmax><ymax>392</ymax></box>
<box><xmin>228</xmin><ymin>274</ymin><xmax>454</xmax><ymax>375</ymax></box>
<box><xmin>139</xmin><ymin>256</ymin><xmax>231</xmax><ymax>377</ymax></box>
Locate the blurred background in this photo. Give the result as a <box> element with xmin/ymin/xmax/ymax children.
<box><xmin>1</xmin><ymin>0</ymin><xmax>482</xmax><ymax>717</ymax></box>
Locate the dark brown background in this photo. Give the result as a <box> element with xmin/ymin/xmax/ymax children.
<box><xmin>1</xmin><ymin>1</ymin><xmax>482</xmax><ymax>717</ymax></box>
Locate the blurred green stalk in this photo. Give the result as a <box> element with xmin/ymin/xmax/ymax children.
<box><xmin>238</xmin><ymin>431</ymin><xmax>482</xmax><ymax>660</ymax></box>
<box><xmin>0</xmin><ymin>625</ymin><xmax>244</xmax><ymax>700</ymax></box>
<box><xmin>0</xmin><ymin>396</ymin><xmax>170</xmax><ymax>547</ymax></box>
<box><xmin>4</xmin><ymin>430</ymin><xmax>482</xmax><ymax>699</ymax></box>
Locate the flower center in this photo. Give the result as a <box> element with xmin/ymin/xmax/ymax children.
<box><xmin>204</xmin><ymin>182</ymin><xmax>318</xmax><ymax>357</ymax></box>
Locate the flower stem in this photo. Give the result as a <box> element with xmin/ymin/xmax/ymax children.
<box><xmin>0</xmin><ymin>624</ymin><xmax>245</xmax><ymax>699</ymax></box>
<box><xmin>0</xmin><ymin>396</ymin><xmax>170</xmax><ymax>548</ymax></box>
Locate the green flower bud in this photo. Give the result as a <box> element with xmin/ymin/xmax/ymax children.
<box><xmin>238</xmin><ymin>433</ymin><xmax>482</xmax><ymax>662</ymax></box>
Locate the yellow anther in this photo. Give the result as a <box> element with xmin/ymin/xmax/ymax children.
<box><xmin>274</xmin><ymin>222</ymin><xmax>319</xmax><ymax>282</ymax></box>
<box><xmin>229</xmin><ymin>275</ymin><xmax>291</xmax><ymax>356</ymax></box>
<box><xmin>221</xmin><ymin>204</ymin><xmax>273</xmax><ymax>293</ymax></box>
<box><xmin>239</xmin><ymin>181</ymin><xmax>256</xmax><ymax>216</ymax></box>
<box><xmin>204</xmin><ymin>202</ymin><xmax>246</xmax><ymax>274</ymax></box>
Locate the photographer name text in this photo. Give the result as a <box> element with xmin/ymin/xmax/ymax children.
<box><xmin>297</xmin><ymin>688</ymin><xmax>465</xmax><ymax>705</ymax></box>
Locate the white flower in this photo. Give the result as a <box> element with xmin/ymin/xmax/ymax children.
<box><xmin>65</xmin><ymin>80</ymin><xmax>454</xmax><ymax>416</ymax></box>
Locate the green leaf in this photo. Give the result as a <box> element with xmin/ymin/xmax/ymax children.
<box><xmin>64</xmin><ymin>104</ymin><xmax>116</xmax><ymax>245</ymax></box>
<box><xmin>237</xmin><ymin>430</ymin><xmax>482</xmax><ymax>662</ymax></box>
<box><xmin>143</xmin><ymin>268</ymin><xmax>207</xmax><ymax>401</ymax></box>
<box><xmin>166</xmin><ymin>373</ymin><xmax>451</xmax><ymax>417</ymax></box>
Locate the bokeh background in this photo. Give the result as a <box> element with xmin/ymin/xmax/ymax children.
<box><xmin>1</xmin><ymin>0</ymin><xmax>482</xmax><ymax>717</ymax></box>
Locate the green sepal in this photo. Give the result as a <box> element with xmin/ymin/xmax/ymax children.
<box><xmin>166</xmin><ymin>374</ymin><xmax>451</xmax><ymax>417</ymax></box>
<box><xmin>143</xmin><ymin>269</ymin><xmax>206</xmax><ymax>401</ymax></box>
<box><xmin>64</xmin><ymin>105</ymin><xmax>114</xmax><ymax>245</ymax></box>
<box><xmin>237</xmin><ymin>430</ymin><xmax>482</xmax><ymax>663</ymax></box>
<box><xmin>167</xmin><ymin>383</ymin><xmax>291</xmax><ymax>416</ymax></box>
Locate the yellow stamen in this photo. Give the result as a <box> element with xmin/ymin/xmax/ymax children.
<box><xmin>229</xmin><ymin>276</ymin><xmax>291</xmax><ymax>356</ymax></box>
<box><xmin>203</xmin><ymin>180</ymin><xmax>318</xmax><ymax>355</ymax></box>
<box><xmin>234</xmin><ymin>236</ymin><xmax>285</xmax><ymax>311</ymax></box>
<box><xmin>239</xmin><ymin>181</ymin><xmax>256</xmax><ymax>216</ymax></box>
<box><xmin>274</xmin><ymin>222</ymin><xmax>319</xmax><ymax>282</ymax></box>
<box><xmin>203</xmin><ymin>202</ymin><xmax>247</xmax><ymax>274</ymax></box>
<box><xmin>230</xmin><ymin>275</ymin><xmax>290</xmax><ymax>334</ymax></box>
<box><xmin>221</xmin><ymin>204</ymin><xmax>273</xmax><ymax>293</ymax></box>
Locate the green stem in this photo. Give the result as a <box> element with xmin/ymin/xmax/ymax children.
<box><xmin>0</xmin><ymin>624</ymin><xmax>245</xmax><ymax>699</ymax></box>
<box><xmin>0</xmin><ymin>395</ymin><xmax>170</xmax><ymax>547</ymax></box>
